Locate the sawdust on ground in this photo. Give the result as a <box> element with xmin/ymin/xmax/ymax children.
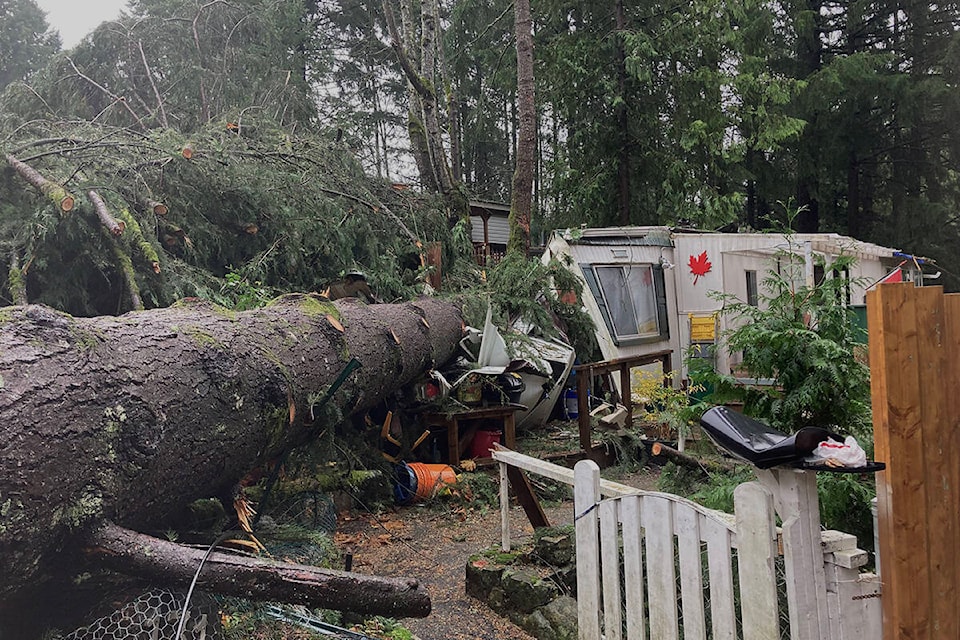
<box><xmin>335</xmin><ymin>467</ymin><xmax>661</xmax><ymax>640</ymax></box>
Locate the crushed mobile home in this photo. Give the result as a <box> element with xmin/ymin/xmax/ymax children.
<box><xmin>544</xmin><ymin>226</ymin><xmax>916</xmax><ymax>382</ymax></box>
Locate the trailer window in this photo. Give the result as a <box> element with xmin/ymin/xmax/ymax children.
<box><xmin>581</xmin><ymin>263</ymin><xmax>669</xmax><ymax>345</ymax></box>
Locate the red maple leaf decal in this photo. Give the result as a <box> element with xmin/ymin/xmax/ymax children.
<box><xmin>688</xmin><ymin>251</ymin><xmax>712</xmax><ymax>285</ymax></box>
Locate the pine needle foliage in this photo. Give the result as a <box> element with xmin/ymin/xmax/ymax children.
<box><xmin>460</xmin><ymin>252</ymin><xmax>597</xmax><ymax>360</ymax></box>
<box><xmin>0</xmin><ymin>0</ymin><xmax>463</xmax><ymax>315</ymax></box>
<box><xmin>0</xmin><ymin>116</ymin><xmax>453</xmax><ymax>314</ymax></box>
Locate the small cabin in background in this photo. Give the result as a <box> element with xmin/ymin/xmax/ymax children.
<box><xmin>544</xmin><ymin>226</ymin><xmax>913</xmax><ymax>384</ymax></box>
<box><xmin>470</xmin><ymin>200</ymin><xmax>510</xmax><ymax>265</ymax></box>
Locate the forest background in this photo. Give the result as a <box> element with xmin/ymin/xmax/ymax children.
<box><xmin>1</xmin><ymin>0</ymin><xmax>959</xmax><ymax>318</ymax></box>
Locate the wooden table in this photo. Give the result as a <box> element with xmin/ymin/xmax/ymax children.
<box><xmin>422</xmin><ymin>404</ymin><xmax>522</xmax><ymax>466</ymax></box>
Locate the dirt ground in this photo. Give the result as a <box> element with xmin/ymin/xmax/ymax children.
<box><xmin>335</xmin><ymin>466</ymin><xmax>661</xmax><ymax>640</ymax></box>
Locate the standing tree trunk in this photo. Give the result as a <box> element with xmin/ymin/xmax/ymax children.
<box><xmin>0</xmin><ymin>296</ymin><xmax>462</xmax><ymax>617</ymax></box>
<box><xmin>384</xmin><ymin>0</ymin><xmax>468</xmax><ymax>222</ymax></box>
<box><xmin>614</xmin><ymin>0</ymin><xmax>632</xmax><ymax>227</ymax></box>
<box><xmin>508</xmin><ymin>0</ymin><xmax>535</xmax><ymax>256</ymax></box>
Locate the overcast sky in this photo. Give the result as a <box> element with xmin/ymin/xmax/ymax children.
<box><xmin>36</xmin><ymin>0</ymin><xmax>128</xmax><ymax>49</ymax></box>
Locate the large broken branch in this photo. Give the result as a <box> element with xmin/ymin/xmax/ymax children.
<box><xmin>5</xmin><ymin>153</ymin><xmax>76</xmax><ymax>212</ymax></box>
<box><xmin>0</xmin><ymin>297</ymin><xmax>462</xmax><ymax>621</ymax></box>
<box><xmin>85</xmin><ymin>522</ymin><xmax>430</xmax><ymax>617</ymax></box>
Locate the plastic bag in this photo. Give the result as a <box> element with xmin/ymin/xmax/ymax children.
<box><xmin>809</xmin><ymin>436</ymin><xmax>867</xmax><ymax>468</ymax></box>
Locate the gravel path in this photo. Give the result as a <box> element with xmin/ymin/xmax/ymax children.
<box><xmin>335</xmin><ymin>467</ymin><xmax>660</xmax><ymax>640</ymax></box>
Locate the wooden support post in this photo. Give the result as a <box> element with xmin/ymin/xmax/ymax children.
<box><xmin>867</xmin><ymin>284</ymin><xmax>960</xmax><ymax>640</ymax></box>
<box><xmin>500</xmin><ymin>461</ymin><xmax>510</xmax><ymax>552</ymax></box>
<box><xmin>574</xmin><ymin>459</ymin><xmax>602</xmax><ymax>640</ymax></box>
<box><xmin>757</xmin><ymin>468</ymin><xmax>829</xmax><ymax>640</ymax></box>
<box><xmin>735</xmin><ymin>481</ymin><xmax>780</xmax><ymax>640</ymax></box>
<box><xmin>577</xmin><ymin>370</ymin><xmax>591</xmax><ymax>453</ymax></box>
<box><xmin>620</xmin><ymin>363</ymin><xmax>633</xmax><ymax>430</ymax></box>
<box><xmin>506</xmin><ymin>466</ymin><xmax>549</xmax><ymax>530</ymax></box>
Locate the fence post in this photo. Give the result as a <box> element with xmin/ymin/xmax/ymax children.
<box><xmin>499</xmin><ymin>461</ymin><xmax>510</xmax><ymax>552</ymax></box>
<box><xmin>757</xmin><ymin>468</ymin><xmax>830</xmax><ymax>640</ymax></box>
<box><xmin>735</xmin><ymin>481</ymin><xmax>780</xmax><ymax>640</ymax></box>
<box><xmin>867</xmin><ymin>284</ymin><xmax>960</xmax><ymax>640</ymax></box>
<box><xmin>574</xmin><ymin>459</ymin><xmax>602</xmax><ymax>640</ymax></box>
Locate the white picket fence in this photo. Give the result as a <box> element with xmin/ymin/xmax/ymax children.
<box><xmin>492</xmin><ymin>449</ymin><xmax>882</xmax><ymax>640</ymax></box>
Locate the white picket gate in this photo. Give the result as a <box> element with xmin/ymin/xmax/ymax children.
<box><xmin>574</xmin><ymin>459</ymin><xmax>779</xmax><ymax>640</ymax></box>
<box><xmin>492</xmin><ymin>449</ymin><xmax>882</xmax><ymax>640</ymax></box>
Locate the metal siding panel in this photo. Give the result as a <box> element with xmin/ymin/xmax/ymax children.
<box><xmin>488</xmin><ymin>216</ymin><xmax>510</xmax><ymax>245</ymax></box>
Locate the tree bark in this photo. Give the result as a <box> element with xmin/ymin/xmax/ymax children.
<box><xmin>6</xmin><ymin>153</ymin><xmax>76</xmax><ymax>212</ymax></box>
<box><xmin>508</xmin><ymin>0</ymin><xmax>535</xmax><ymax>255</ymax></box>
<box><xmin>85</xmin><ymin>522</ymin><xmax>431</xmax><ymax>617</ymax></box>
<box><xmin>651</xmin><ymin>441</ymin><xmax>734</xmax><ymax>474</ymax></box>
<box><xmin>87</xmin><ymin>190</ymin><xmax>125</xmax><ymax>236</ymax></box>
<box><xmin>0</xmin><ymin>296</ymin><xmax>462</xmax><ymax>612</ymax></box>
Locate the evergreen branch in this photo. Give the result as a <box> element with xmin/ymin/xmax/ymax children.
<box><xmin>7</xmin><ymin>254</ymin><xmax>27</xmax><ymax>306</ymax></box>
<box><xmin>66</xmin><ymin>57</ymin><xmax>148</xmax><ymax>131</ymax></box>
<box><xmin>316</xmin><ymin>186</ymin><xmax>422</xmax><ymax>249</ymax></box>
<box><xmin>137</xmin><ymin>40</ymin><xmax>169</xmax><ymax>129</ymax></box>
<box><xmin>5</xmin><ymin>154</ymin><xmax>76</xmax><ymax>213</ymax></box>
<box><xmin>18</xmin><ymin>140</ymin><xmax>168</xmax><ymax>164</ymax></box>
<box><xmin>86</xmin><ymin>190</ymin><xmax>125</xmax><ymax>237</ymax></box>
<box><xmin>103</xmin><ymin>228</ymin><xmax>144</xmax><ymax>311</ymax></box>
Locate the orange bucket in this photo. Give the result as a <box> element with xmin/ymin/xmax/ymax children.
<box><xmin>408</xmin><ymin>463</ymin><xmax>457</xmax><ymax>501</ymax></box>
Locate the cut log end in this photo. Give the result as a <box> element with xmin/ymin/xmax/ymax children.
<box><xmin>60</xmin><ymin>196</ymin><xmax>75</xmax><ymax>212</ymax></box>
<box><xmin>149</xmin><ymin>201</ymin><xmax>168</xmax><ymax>216</ymax></box>
<box><xmin>151</xmin><ymin>262</ymin><xmax>161</xmax><ymax>274</ymax></box>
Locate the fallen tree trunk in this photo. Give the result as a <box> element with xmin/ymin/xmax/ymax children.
<box><xmin>85</xmin><ymin>522</ymin><xmax>430</xmax><ymax>617</ymax></box>
<box><xmin>0</xmin><ymin>295</ymin><xmax>461</xmax><ymax>617</ymax></box>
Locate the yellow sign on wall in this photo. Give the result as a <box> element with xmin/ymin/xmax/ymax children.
<box><xmin>689</xmin><ymin>314</ymin><xmax>717</xmax><ymax>342</ymax></box>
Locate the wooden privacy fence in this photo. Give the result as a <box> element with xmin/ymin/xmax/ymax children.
<box><xmin>492</xmin><ymin>449</ymin><xmax>882</xmax><ymax>640</ymax></box>
<box><xmin>867</xmin><ymin>283</ymin><xmax>960</xmax><ymax>639</ymax></box>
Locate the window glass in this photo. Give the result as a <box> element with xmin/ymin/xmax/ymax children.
<box><xmin>746</xmin><ymin>270</ymin><xmax>758</xmax><ymax>306</ymax></box>
<box><xmin>595</xmin><ymin>265</ymin><xmax>659</xmax><ymax>339</ymax></box>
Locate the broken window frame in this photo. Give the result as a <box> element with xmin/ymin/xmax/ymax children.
<box><xmin>580</xmin><ymin>263</ymin><xmax>670</xmax><ymax>346</ymax></box>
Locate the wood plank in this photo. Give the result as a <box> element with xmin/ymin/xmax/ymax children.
<box><xmin>922</xmin><ymin>289</ymin><xmax>959</xmax><ymax>640</ymax></box>
<box><xmin>447</xmin><ymin>416</ymin><xmax>460</xmax><ymax>466</ymax></box>
<box><xmin>506</xmin><ymin>466</ymin><xmax>549</xmax><ymax>530</ymax></box>
<box><xmin>734</xmin><ymin>481</ymin><xmax>779</xmax><ymax>640</ymax></box>
<box><xmin>674</xmin><ymin>505</ymin><xmax>706</xmax><ymax>640</ymax></box>
<box><xmin>868</xmin><ymin>283</ymin><xmax>931</xmax><ymax>640</ymax></box>
<box><xmin>944</xmin><ymin>293</ymin><xmax>960</xmax><ymax>635</ymax></box>
<box><xmin>599</xmin><ymin>500</ymin><xmax>623</xmax><ymax>640</ymax></box>
<box><xmin>620</xmin><ymin>495</ymin><xmax>647</xmax><ymax>640</ymax></box>
<box><xmin>866</xmin><ymin>286</ymin><xmax>897</xmax><ymax>637</ymax></box>
<box><xmin>491</xmin><ymin>448</ymin><xmax>736</xmax><ymax>528</ymax></box>
<box><xmin>574</xmin><ymin>459</ymin><xmax>602</xmax><ymax>640</ymax></box>
<box><xmin>758</xmin><ymin>469</ymin><xmax>828</xmax><ymax>640</ymax></box>
<box><xmin>620</xmin><ymin>364</ymin><xmax>634</xmax><ymax>430</ymax></box>
<box><xmin>500</xmin><ymin>462</ymin><xmax>510</xmax><ymax>552</ymax></box>
<box><xmin>644</xmin><ymin>496</ymin><xmax>679</xmax><ymax>640</ymax></box>
<box><xmin>578</xmin><ymin>370</ymin><xmax>591</xmax><ymax>452</ymax></box>
<box><xmin>573</xmin><ymin>350</ymin><xmax>674</xmax><ymax>375</ymax></box>
<box><xmin>703</xmin><ymin>519</ymin><xmax>736</xmax><ymax>640</ymax></box>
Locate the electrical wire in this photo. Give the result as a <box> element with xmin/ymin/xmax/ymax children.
<box><xmin>174</xmin><ymin>530</ymin><xmax>236</xmax><ymax>640</ymax></box>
